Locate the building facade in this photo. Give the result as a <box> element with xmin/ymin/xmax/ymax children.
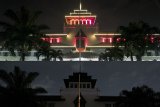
<box><xmin>43</xmin><ymin>3</ymin><xmax>118</xmax><ymax>61</ymax></box>
<box><xmin>38</xmin><ymin>72</ymin><xmax>119</xmax><ymax>107</ymax></box>
<box><xmin>0</xmin><ymin>3</ymin><xmax>160</xmax><ymax>61</ymax></box>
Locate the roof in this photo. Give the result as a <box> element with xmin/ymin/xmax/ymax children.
<box><xmin>95</xmin><ymin>96</ymin><xmax>123</xmax><ymax>102</ymax></box>
<box><xmin>65</xmin><ymin>3</ymin><xmax>96</xmax><ymax>17</ymax></box>
<box><xmin>64</xmin><ymin>72</ymin><xmax>97</xmax><ymax>88</ymax></box>
<box><xmin>36</xmin><ymin>95</ymin><xmax>65</xmax><ymax>101</ymax></box>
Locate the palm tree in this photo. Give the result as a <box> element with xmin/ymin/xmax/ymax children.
<box><xmin>0</xmin><ymin>66</ymin><xmax>47</xmax><ymax>107</ymax></box>
<box><xmin>115</xmin><ymin>21</ymin><xmax>159</xmax><ymax>61</ymax></box>
<box><xmin>117</xmin><ymin>85</ymin><xmax>157</xmax><ymax>107</ymax></box>
<box><xmin>99</xmin><ymin>47</ymin><xmax>124</xmax><ymax>61</ymax></box>
<box><xmin>36</xmin><ymin>46</ymin><xmax>63</xmax><ymax>61</ymax></box>
<box><xmin>0</xmin><ymin>6</ymin><xmax>49</xmax><ymax>61</ymax></box>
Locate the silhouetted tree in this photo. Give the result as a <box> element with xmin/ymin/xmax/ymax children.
<box><xmin>114</xmin><ymin>21</ymin><xmax>160</xmax><ymax>61</ymax></box>
<box><xmin>117</xmin><ymin>85</ymin><xmax>158</xmax><ymax>107</ymax></box>
<box><xmin>0</xmin><ymin>6</ymin><xmax>49</xmax><ymax>61</ymax></box>
<box><xmin>99</xmin><ymin>47</ymin><xmax>124</xmax><ymax>61</ymax></box>
<box><xmin>36</xmin><ymin>44</ymin><xmax>63</xmax><ymax>61</ymax></box>
<box><xmin>0</xmin><ymin>66</ymin><xmax>47</xmax><ymax>107</ymax></box>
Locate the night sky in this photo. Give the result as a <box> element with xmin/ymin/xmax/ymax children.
<box><xmin>0</xmin><ymin>0</ymin><xmax>160</xmax><ymax>33</ymax></box>
<box><xmin>0</xmin><ymin>62</ymin><xmax>160</xmax><ymax>96</ymax></box>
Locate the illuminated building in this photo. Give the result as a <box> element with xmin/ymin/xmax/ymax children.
<box><xmin>42</xmin><ymin>3</ymin><xmax>119</xmax><ymax>61</ymax></box>
<box><xmin>0</xmin><ymin>3</ymin><xmax>160</xmax><ymax>61</ymax></box>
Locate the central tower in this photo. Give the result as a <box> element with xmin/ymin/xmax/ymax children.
<box><xmin>64</xmin><ymin>3</ymin><xmax>99</xmax><ymax>52</ymax></box>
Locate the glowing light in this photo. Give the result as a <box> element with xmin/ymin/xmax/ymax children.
<box><xmin>70</xmin><ymin>13</ymin><xmax>92</xmax><ymax>15</ymax></box>
<box><xmin>94</xmin><ymin>33</ymin><xmax>121</xmax><ymax>36</ymax></box>
<box><xmin>109</xmin><ymin>38</ymin><xmax>113</xmax><ymax>43</ymax></box>
<box><xmin>116</xmin><ymin>38</ymin><xmax>120</xmax><ymax>42</ymax></box>
<box><xmin>87</xmin><ymin>46</ymin><xmax>114</xmax><ymax>48</ymax></box>
<box><xmin>50</xmin><ymin>38</ymin><xmax>53</xmax><ymax>43</ymax></box>
<box><xmin>80</xmin><ymin>2</ymin><xmax>82</xmax><ymax>10</ymax></box>
<box><xmin>42</xmin><ymin>37</ymin><xmax>62</xmax><ymax>44</ymax></box>
<box><xmin>67</xmin><ymin>18</ymin><xmax>95</xmax><ymax>25</ymax></box>
<box><xmin>102</xmin><ymin>38</ymin><xmax>105</xmax><ymax>43</ymax></box>
<box><xmin>65</xmin><ymin>16</ymin><xmax>96</xmax><ymax>18</ymax></box>
<box><xmin>57</xmin><ymin>38</ymin><xmax>60</xmax><ymax>43</ymax></box>
<box><xmin>46</xmin><ymin>34</ymin><xmax>67</xmax><ymax>36</ymax></box>
<box><xmin>91</xmin><ymin>35</ymin><xmax>96</xmax><ymax>40</ymax></box>
<box><xmin>86</xmin><ymin>20</ymin><xmax>88</xmax><ymax>24</ymax></box>
<box><xmin>100</xmin><ymin>37</ymin><xmax>113</xmax><ymax>43</ymax></box>
<box><xmin>150</xmin><ymin>37</ymin><xmax>154</xmax><ymax>43</ymax></box>
<box><xmin>89</xmin><ymin>20</ymin><xmax>92</xmax><ymax>25</ymax></box>
<box><xmin>67</xmin><ymin>34</ymin><xmax>72</xmax><ymax>39</ymax></box>
<box><xmin>74</xmin><ymin>9</ymin><xmax>88</xmax><ymax>12</ymax></box>
<box><xmin>50</xmin><ymin>46</ymin><xmax>75</xmax><ymax>48</ymax></box>
<box><xmin>152</xmin><ymin>34</ymin><xmax>160</xmax><ymax>35</ymax></box>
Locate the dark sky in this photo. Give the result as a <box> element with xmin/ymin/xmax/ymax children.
<box><xmin>0</xmin><ymin>62</ymin><xmax>160</xmax><ymax>96</ymax></box>
<box><xmin>0</xmin><ymin>0</ymin><xmax>160</xmax><ymax>33</ymax></box>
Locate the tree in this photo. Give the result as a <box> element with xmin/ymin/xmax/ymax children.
<box><xmin>115</xmin><ymin>21</ymin><xmax>159</xmax><ymax>61</ymax></box>
<box><xmin>0</xmin><ymin>66</ymin><xmax>47</xmax><ymax>107</ymax></box>
<box><xmin>36</xmin><ymin>45</ymin><xmax>63</xmax><ymax>61</ymax></box>
<box><xmin>117</xmin><ymin>85</ymin><xmax>157</xmax><ymax>107</ymax></box>
<box><xmin>0</xmin><ymin>6</ymin><xmax>49</xmax><ymax>61</ymax></box>
<box><xmin>99</xmin><ymin>47</ymin><xmax>124</xmax><ymax>61</ymax></box>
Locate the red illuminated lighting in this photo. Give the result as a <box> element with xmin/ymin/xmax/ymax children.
<box><xmin>42</xmin><ymin>37</ymin><xmax>62</xmax><ymax>44</ymax></box>
<box><xmin>101</xmin><ymin>37</ymin><xmax>113</xmax><ymax>43</ymax></box>
<box><xmin>150</xmin><ymin>36</ymin><xmax>154</xmax><ymax>43</ymax></box>
<box><xmin>65</xmin><ymin>17</ymin><xmax>96</xmax><ymax>25</ymax></box>
<box><xmin>57</xmin><ymin>38</ymin><xmax>60</xmax><ymax>43</ymax></box>
<box><xmin>116</xmin><ymin>38</ymin><xmax>120</xmax><ymax>42</ymax></box>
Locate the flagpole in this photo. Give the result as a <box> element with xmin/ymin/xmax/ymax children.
<box><xmin>78</xmin><ymin>0</ymin><xmax>82</xmax><ymax>106</ymax></box>
<box><xmin>78</xmin><ymin>71</ymin><xmax>81</xmax><ymax>107</ymax></box>
<box><xmin>78</xmin><ymin>36</ymin><xmax>81</xmax><ymax>107</ymax></box>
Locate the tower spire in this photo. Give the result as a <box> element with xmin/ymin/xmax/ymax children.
<box><xmin>80</xmin><ymin>0</ymin><xmax>82</xmax><ymax>10</ymax></box>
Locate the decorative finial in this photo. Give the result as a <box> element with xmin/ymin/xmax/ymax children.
<box><xmin>80</xmin><ymin>3</ymin><xmax>82</xmax><ymax>10</ymax></box>
<box><xmin>80</xmin><ymin>2</ymin><xmax>82</xmax><ymax>10</ymax></box>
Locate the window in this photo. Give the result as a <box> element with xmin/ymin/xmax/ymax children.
<box><xmin>70</xmin><ymin>83</ymin><xmax>73</xmax><ymax>88</ymax></box>
<box><xmin>83</xmin><ymin>84</ymin><xmax>86</xmax><ymax>88</ymax></box>
<box><xmin>75</xmin><ymin>84</ymin><xmax>78</xmax><ymax>88</ymax></box>
<box><xmin>87</xmin><ymin>83</ymin><xmax>90</xmax><ymax>88</ymax></box>
<box><xmin>80</xmin><ymin>83</ymin><xmax>82</xmax><ymax>88</ymax></box>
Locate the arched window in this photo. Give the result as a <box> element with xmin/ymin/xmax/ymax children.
<box><xmin>70</xmin><ymin>19</ymin><xmax>75</xmax><ymax>25</ymax></box>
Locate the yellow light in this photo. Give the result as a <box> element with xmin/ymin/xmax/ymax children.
<box><xmin>46</xmin><ymin>34</ymin><xmax>68</xmax><ymax>36</ymax></box>
<box><xmin>87</xmin><ymin>46</ymin><xmax>114</xmax><ymax>48</ymax></box>
<box><xmin>67</xmin><ymin>34</ymin><xmax>72</xmax><ymax>40</ymax></box>
<box><xmin>94</xmin><ymin>33</ymin><xmax>121</xmax><ymax>36</ymax></box>
<box><xmin>74</xmin><ymin>9</ymin><xmax>88</xmax><ymax>12</ymax></box>
<box><xmin>91</xmin><ymin>35</ymin><xmax>96</xmax><ymax>40</ymax></box>
<box><xmin>50</xmin><ymin>46</ymin><xmax>75</xmax><ymax>48</ymax></box>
